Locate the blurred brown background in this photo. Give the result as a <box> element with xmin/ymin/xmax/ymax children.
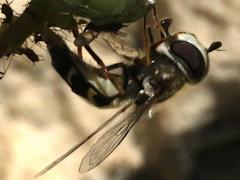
<box><xmin>0</xmin><ymin>0</ymin><xmax>240</xmax><ymax>180</ymax></box>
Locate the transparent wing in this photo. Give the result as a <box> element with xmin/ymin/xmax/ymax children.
<box><xmin>79</xmin><ymin>114</ymin><xmax>136</xmax><ymax>173</ymax></box>
<box><xmin>101</xmin><ymin>32</ymin><xmax>145</xmax><ymax>60</ymax></box>
<box><xmin>36</xmin><ymin>92</ymin><xmax>157</xmax><ymax>177</ymax></box>
<box><xmin>35</xmin><ymin>102</ymin><xmax>132</xmax><ymax>178</ymax></box>
<box><xmin>79</xmin><ymin>97</ymin><xmax>154</xmax><ymax>173</ymax></box>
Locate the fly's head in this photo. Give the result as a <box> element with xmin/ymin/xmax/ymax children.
<box><xmin>140</xmin><ymin>23</ymin><xmax>222</xmax><ymax>99</ymax></box>
<box><xmin>153</xmin><ymin>32</ymin><xmax>222</xmax><ymax>83</ymax></box>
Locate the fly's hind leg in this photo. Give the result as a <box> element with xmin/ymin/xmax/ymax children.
<box><xmin>72</xmin><ymin>27</ymin><xmax>84</xmax><ymax>59</ymax></box>
<box><xmin>73</xmin><ymin>24</ymin><xmax>99</xmax><ymax>60</ymax></box>
<box><xmin>84</xmin><ymin>45</ymin><xmax>124</xmax><ymax>95</ymax></box>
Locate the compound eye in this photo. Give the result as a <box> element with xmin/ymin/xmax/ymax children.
<box><xmin>170</xmin><ymin>41</ymin><xmax>206</xmax><ymax>81</ymax></box>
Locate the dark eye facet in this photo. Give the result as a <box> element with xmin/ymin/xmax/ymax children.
<box><xmin>170</xmin><ymin>41</ymin><xmax>205</xmax><ymax>81</ymax></box>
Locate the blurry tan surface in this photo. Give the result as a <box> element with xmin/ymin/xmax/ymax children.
<box><xmin>0</xmin><ymin>1</ymin><xmax>240</xmax><ymax>180</ymax></box>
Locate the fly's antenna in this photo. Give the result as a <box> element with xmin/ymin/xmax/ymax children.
<box><xmin>207</xmin><ymin>41</ymin><xmax>222</xmax><ymax>53</ymax></box>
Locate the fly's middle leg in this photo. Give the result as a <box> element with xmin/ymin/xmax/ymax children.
<box><xmin>84</xmin><ymin>44</ymin><xmax>124</xmax><ymax>95</ymax></box>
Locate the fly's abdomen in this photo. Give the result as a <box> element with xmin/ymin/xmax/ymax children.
<box><xmin>42</xmin><ymin>29</ymin><xmax>117</xmax><ymax>107</ymax></box>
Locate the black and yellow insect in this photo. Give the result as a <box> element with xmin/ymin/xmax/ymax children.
<box><xmin>0</xmin><ymin>0</ymin><xmax>222</xmax><ymax>176</ymax></box>
<box><xmin>35</xmin><ymin>18</ymin><xmax>222</xmax><ymax>176</ymax></box>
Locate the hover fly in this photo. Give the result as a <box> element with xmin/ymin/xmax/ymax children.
<box><xmin>36</xmin><ymin>18</ymin><xmax>221</xmax><ymax>176</ymax></box>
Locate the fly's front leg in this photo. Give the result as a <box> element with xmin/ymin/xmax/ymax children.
<box><xmin>143</xmin><ymin>16</ymin><xmax>151</xmax><ymax>64</ymax></box>
<box><xmin>143</xmin><ymin>5</ymin><xmax>168</xmax><ymax>64</ymax></box>
<box><xmin>41</xmin><ymin>28</ymin><xmax>120</xmax><ymax>107</ymax></box>
<box><xmin>151</xmin><ymin>5</ymin><xmax>167</xmax><ymax>38</ymax></box>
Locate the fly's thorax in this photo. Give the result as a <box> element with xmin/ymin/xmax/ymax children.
<box><xmin>154</xmin><ymin>32</ymin><xmax>210</xmax><ymax>83</ymax></box>
<box><xmin>139</xmin><ymin>56</ymin><xmax>187</xmax><ymax>102</ymax></box>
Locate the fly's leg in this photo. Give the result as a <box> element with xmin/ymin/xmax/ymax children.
<box><xmin>84</xmin><ymin>45</ymin><xmax>124</xmax><ymax>95</ymax></box>
<box><xmin>106</xmin><ymin>63</ymin><xmax>125</xmax><ymax>71</ymax></box>
<box><xmin>142</xmin><ymin>5</ymin><xmax>172</xmax><ymax>64</ymax></box>
<box><xmin>50</xmin><ymin>17</ymin><xmax>124</xmax><ymax>95</ymax></box>
<box><xmin>143</xmin><ymin>16</ymin><xmax>151</xmax><ymax>64</ymax></box>
<box><xmin>143</xmin><ymin>4</ymin><xmax>163</xmax><ymax>64</ymax></box>
<box><xmin>72</xmin><ymin>18</ymin><xmax>100</xmax><ymax>60</ymax></box>
<box><xmin>73</xmin><ymin>30</ymin><xmax>99</xmax><ymax>60</ymax></box>
<box><xmin>73</xmin><ymin>23</ymin><xmax>125</xmax><ymax>94</ymax></box>
<box><xmin>151</xmin><ymin>5</ymin><xmax>167</xmax><ymax>38</ymax></box>
<box><xmin>71</xmin><ymin>27</ymin><xmax>83</xmax><ymax>59</ymax></box>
